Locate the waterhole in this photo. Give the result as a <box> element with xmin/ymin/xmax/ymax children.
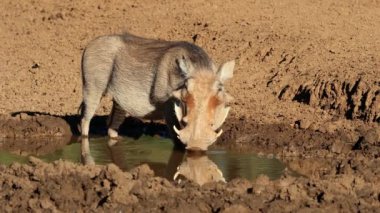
<box><xmin>0</xmin><ymin>136</ymin><xmax>292</xmax><ymax>184</ymax></box>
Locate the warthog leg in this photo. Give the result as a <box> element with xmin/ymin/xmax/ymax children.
<box><xmin>107</xmin><ymin>101</ymin><xmax>126</xmax><ymax>138</ymax></box>
<box><xmin>80</xmin><ymin>89</ymin><xmax>103</xmax><ymax>136</ymax></box>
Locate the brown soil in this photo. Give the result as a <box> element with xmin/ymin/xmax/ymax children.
<box><xmin>1</xmin><ymin>156</ymin><xmax>379</xmax><ymax>212</ymax></box>
<box><xmin>0</xmin><ymin>0</ymin><xmax>379</xmax><ymax>212</ymax></box>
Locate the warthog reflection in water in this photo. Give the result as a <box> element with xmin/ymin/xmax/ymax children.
<box><xmin>80</xmin><ymin>138</ymin><xmax>225</xmax><ymax>186</ymax></box>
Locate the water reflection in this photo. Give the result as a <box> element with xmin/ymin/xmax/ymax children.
<box><xmin>80</xmin><ymin>137</ymin><xmax>225</xmax><ymax>185</ymax></box>
<box><xmin>0</xmin><ymin>136</ymin><xmax>288</xmax><ymax>184</ymax></box>
<box><xmin>174</xmin><ymin>152</ymin><xmax>226</xmax><ymax>185</ymax></box>
<box><xmin>81</xmin><ymin>137</ymin><xmax>95</xmax><ymax>166</ymax></box>
<box><xmin>79</xmin><ymin>137</ymin><xmax>285</xmax><ymax>185</ymax></box>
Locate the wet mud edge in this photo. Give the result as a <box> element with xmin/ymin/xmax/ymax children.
<box><xmin>0</xmin><ymin>113</ymin><xmax>379</xmax><ymax>211</ymax></box>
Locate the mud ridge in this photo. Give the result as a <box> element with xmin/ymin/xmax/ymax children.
<box><xmin>278</xmin><ymin>78</ymin><xmax>380</xmax><ymax>123</ymax></box>
<box><xmin>219</xmin><ymin>116</ymin><xmax>380</xmax><ymax>158</ymax></box>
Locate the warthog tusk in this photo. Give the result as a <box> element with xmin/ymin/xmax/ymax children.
<box><xmin>216</xmin><ymin>129</ymin><xmax>223</xmax><ymax>138</ymax></box>
<box><xmin>217</xmin><ymin>169</ymin><xmax>226</xmax><ymax>182</ymax></box>
<box><xmin>173</xmin><ymin>125</ymin><xmax>181</xmax><ymax>135</ymax></box>
<box><xmin>173</xmin><ymin>171</ymin><xmax>180</xmax><ymax>180</ymax></box>
<box><xmin>212</xmin><ymin>106</ymin><xmax>230</xmax><ymax>130</ymax></box>
<box><xmin>174</xmin><ymin>102</ymin><xmax>182</xmax><ymax>121</ymax></box>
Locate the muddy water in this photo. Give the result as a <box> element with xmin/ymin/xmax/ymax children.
<box><xmin>0</xmin><ymin>136</ymin><xmax>289</xmax><ymax>183</ymax></box>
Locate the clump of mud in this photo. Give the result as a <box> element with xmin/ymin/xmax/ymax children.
<box><xmin>0</xmin><ymin>113</ymin><xmax>72</xmax><ymax>155</ymax></box>
<box><xmin>1</xmin><ymin>155</ymin><xmax>379</xmax><ymax>212</ymax></box>
<box><xmin>0</xmin><ymin>113</ymin><xmax>71</xmax><ymax>138</ymax></box>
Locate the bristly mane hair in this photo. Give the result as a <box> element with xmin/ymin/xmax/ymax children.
<box><xmin>121</xmin><ymin>32</ymin><xmax>213</xmax><ymax>70</ymax></box>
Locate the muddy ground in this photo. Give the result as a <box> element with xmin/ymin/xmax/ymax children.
<box><xmin>0</xmin><ymin>0</ymin><xmax>379</xmax><ymax>212</ymax></box>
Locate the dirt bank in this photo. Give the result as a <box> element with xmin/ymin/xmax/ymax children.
<box><xmin>0</xmin><ymin>0</ymin><xmax>379</xmax><ymax>211</ymax></box>
<box><xmin>1</xmin><ymin>156</ymin><xmax>379</xmax><ymax>212</ymax></box>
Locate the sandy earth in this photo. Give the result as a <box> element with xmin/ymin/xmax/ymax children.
<box><xmin>0</xmin><ymin>0</ymin><xmax>379</xmax><ymax>212</ymax></box>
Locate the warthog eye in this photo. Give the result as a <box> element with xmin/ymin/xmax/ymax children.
<box><xmin>173</xmin><ymin>87</ymin><xmax>188</xmax><ymax>102</ymax></box>
<box><xmin>217</xmin><ymin>82</ymin><xmax>224</xmax><ymax>92</ymax></box>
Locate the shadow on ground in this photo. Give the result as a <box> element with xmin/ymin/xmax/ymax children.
<box><xmin>10</xmin><ymin>111</ymin><xmax>170</xmax><ymax>140</ymax></box>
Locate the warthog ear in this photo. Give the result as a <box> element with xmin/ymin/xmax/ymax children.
<box><xmin>217</xmin><ymin>60</ymin><xmax>235</xmax><ymax>83</ymax></box>
<box><xmin>212</xmin><ymin>106</ymin><xmax>231</xmax><ymax>130</ymax></box>
<box><xmin>176</xmin><ymin>56</ymin><xmax>194</xmax><ymax>78</ymax></box>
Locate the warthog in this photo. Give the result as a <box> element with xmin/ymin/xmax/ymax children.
<box><xmin>80</xmin><ymin>33</ymin><xmax>235</xmax><ymax>150</ymax></box>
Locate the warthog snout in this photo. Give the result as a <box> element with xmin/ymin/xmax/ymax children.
<box><xmin>171</xmin><ymin>60</ymin><xmax>235</xmax><ymax>151</ymax></box>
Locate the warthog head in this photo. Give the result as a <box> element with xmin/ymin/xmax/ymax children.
<box><xmin>172</xmin><ymin>58</ymin><xmax>235</xmax><ymax>151</ymax></box>
<box><xmin>174</xmin><ymin>152</ymin><xmax>226</xmax><ymax>185</ymax></box>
